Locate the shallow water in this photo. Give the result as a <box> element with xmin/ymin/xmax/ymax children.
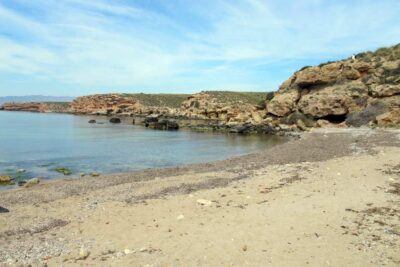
<box><xmin>0</xmin><ymin>111</ymin><xmax>286</xmax><ymax>188</ymax></box>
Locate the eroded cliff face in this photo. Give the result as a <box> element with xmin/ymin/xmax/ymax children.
<box><xmin>71</xmin><ymin>94</ymin><xmax>180</xmax><ymax>116</ymax></box>
<box><xmin>180</xmin><ymin>93</ymin><xmax>266</xmax><ymax>124</ymax></box>
<box><xmin>69</xmin><ymin>93</ymin><xmax>267</xmax><ymax>124</ymax></box>
<box><xmin>267</xmin><ymin>44</ymin><xmax>400</xmax><ymax>126</ymax></box>
<box><xmin>71</xmin><ymin>94</ymin><xmax>142</xmax><ymax>115</ymax></box>
<box><xmin>2</xmin><ymin>44</ymin><xmax>399</xmax><ymax>130</ymax></box>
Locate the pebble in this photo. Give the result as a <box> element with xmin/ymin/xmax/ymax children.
<box><xmin>78</xmin><ymin>248</ymin><xmax>90</xmax><ymax>260</ymax></box>
<box><xmin>197</xmin><ymin>199</ymin><xmax>212</xmax><ymax>206</ymax></box>
<box><xmin>124</xmin><ymin>249</ymin><xmax>132</xmax><ymax>255</ymax></box>
<box><xmin>90</xmin><ymin>172</ymin><xmax>100</xmax><ymax>177</ymax></box>
<box><xmin>0</xmin><ymin>206</ymin><xmax>10</xmax><ymax>213</ymax></box>
<box><xmin>177</xmin><ymin>214</ymin><xmax>185</xmax><ymax>220</ymax></box>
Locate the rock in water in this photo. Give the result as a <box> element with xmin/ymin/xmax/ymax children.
<box><xmin>146</xmin><ymin>119</ymin><xmax>179</xmax><ymax>131</ymax></box>
<box><xmin>229</xmin><ymin>124</ymin><xmax>251</xmax><ymax>134</ymax></box>
<box><xmin>109</xmin><ymin>118</ymin><xmax>121</xmax><ymax>123</ymax></box>
<box><xmin>24</xmin><ymin>178</ymin><xmax>40</xmax><ymax>188</ymax></box>
<box><xmin>144</xmin><ymin>114</ymin><xmax>160</xmax><ymax>124</ymax></box>
<box><xmin>54</xmin><ymin>167</ymin><xmax>72</xmax><ymax>175</ymax></box>
<box><xmin>18</xmin><ymin>180</ymin><xmax>27</xmax><ymax>186</ymax></box>
<box><xmin>88</xmin><ymin>119</ymin><xmax>96</xmax><ymax>123</ymax></box>
<box><xmin>0</xmin><ymin>175</ymin><xmax>12</xmax><ymax>183</ymax></box>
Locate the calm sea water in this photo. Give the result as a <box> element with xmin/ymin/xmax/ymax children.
<box><xmin>0</xmin><ymin>111</ymin><xmax>286</xmax><ymax>188</ymax></box>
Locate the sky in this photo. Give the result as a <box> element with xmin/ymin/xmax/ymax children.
<box><xmin>0</xmin><ymin>0</ymin><xmax>399</xmax><ymax>96</ymax></box>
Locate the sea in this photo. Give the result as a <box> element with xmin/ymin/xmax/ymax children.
<box><xmin>0</xmin><ymin>111</ymin><xmax>286</xmax><ymax>188</ymax></box>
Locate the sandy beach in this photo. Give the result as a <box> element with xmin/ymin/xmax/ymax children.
<box><xmin>0</xmin><ymin>128</ymin><xmax>399</xmax><ymax>266</ymax></box>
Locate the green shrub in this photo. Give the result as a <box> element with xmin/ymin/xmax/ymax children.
<box><xmin>265</xmin><ymin>92</ymin><xmax>275</xmax><ymax>101</ymax></box>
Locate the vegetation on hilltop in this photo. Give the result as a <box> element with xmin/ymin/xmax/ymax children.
<box><xmin>356</xmin><ymin>43</ymin><xmax>400</xmax><ymax>61</ymax></box>
<box><xmin>121</xmin><ymin>91</ymin><xmax>268</xmax><ymax>108</ymax></box>
<box><xmin>43</xmin><ymin>102</ymin><xmax>71</xmax><ymax>107</ymax></box>
<box><xmin>121</xmin><ymin>93</ymin><xmax>189</xmax><ymax>108</ymax></box>
<box><xmin>202</xmin><ymin>91</ymin><xmax>267</xmax><ymax>105</ymax></box>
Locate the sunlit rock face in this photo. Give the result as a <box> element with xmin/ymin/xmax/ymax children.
<box><xmin>266</xmin><ymin>44</ymin><xmax>400</xmax><ymax>127</ymax></box>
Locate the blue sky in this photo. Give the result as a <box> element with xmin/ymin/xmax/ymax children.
<box><xmin>0</xmin><ymin>0</ymin><xmax>399</xmax><ymax>96</ymax></box>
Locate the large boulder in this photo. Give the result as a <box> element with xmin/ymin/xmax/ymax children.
<box><xmin>281</xmin><ymin>111</ymin><xmax>315</xmax><ymax>127</ymax></box>
<box><xmin>146</xmin><ymin>119</ymin><xmax>179</xmax><ymax>130</ymax></box>
<box><xmin>109</xmin><ymin>118</ymin><xmax>121</xmax><ymax>123</ymax></box>
<box><xmin>0</xmin><ymin>175</ymin><xmax>12</xmax><ymax>183</ymax></box>
<box><xmin>294</xmin><ymin>63</ymin><xmax>344</xmax><ymax>87</ymax></box>
<box><xmin>376</xmin><ymin>109</ymin><xmax>400</xmax><ymax>126</ymax></box>
<box><xmin>229</xmin><ymin>124</ymin><xmax>253</xmax><ymax>134</ymax></box>
<box><xmin>298</xmin><ymin>81</ymin><xmax>368</xmax><ymax>118</ymax></box>
<box><xmin>144</xmin><ymin>114</ymin><xmax>160</xmax><ymax>124</ymax></box>
<box><xmin>267</xmin><ymin>90</ymin><xmax>300</xmax><ymax>116</ymax></box>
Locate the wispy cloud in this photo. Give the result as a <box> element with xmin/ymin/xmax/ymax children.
<box><xmin>0</xmin><ymin>0</ymin><xmax>399</xmax><ymax>95</ymax></box>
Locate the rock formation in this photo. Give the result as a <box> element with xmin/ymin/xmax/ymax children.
<box><xmin>1</xmin><ymin>44</ymin><xmax>399</xmax><ymax>131</ymax></box>
<box><xmin>267</xmin><ymin>44</ymin><xmax>400</xmax><ymax>127</ymax></box>
<box><xmin>180</xmin><ymin>93</ymin><xmax>266</xmax><ymax>124</ymax></box>
<box><xmin>71</xmin><ymin>94</ymin><xmax>142</xmax><ymax>115</ymax></box>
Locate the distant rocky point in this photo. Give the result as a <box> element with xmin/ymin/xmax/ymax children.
<box><xmin>1</xmin><ymin>44</ymin><xmax>399</xmax><ymax>131</ymax></box>
<box><xmin>0</xmin><ymin>95</ymin><xmax>74</xmax><ymax>104</ymax></box>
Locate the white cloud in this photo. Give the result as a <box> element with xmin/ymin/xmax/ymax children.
<box><xmin>0</xmin><ymin>0</ymin><xmax>399</xmax><ymax>93</ymax></box>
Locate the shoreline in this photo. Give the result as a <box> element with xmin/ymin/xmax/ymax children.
<box><xmin>1</xmin><ymin>128</ymin><xmax>399</xmax><ymax>266</ymax></box>
<box><xmin>0</xmin><ymin>109</ymin><xmax>297</xmax><ymax>135</ymax></box>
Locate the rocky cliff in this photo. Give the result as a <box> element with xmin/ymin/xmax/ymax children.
<box><xmin>69</xmin><ymin>92</ymin><xmax>267</xmax><ymax>124</ymax></box>
<box><xmin>71</xmin><ymin>94</ymin><xmax>181</xmax><ymax>116</ymax></box>
<box><xmin>180</xmin><ymin>92</ymin><xmax>266</xmax><ymax>124</ymax></box>
<box><xmin>267</xmin><ymin>44</ymin><xmax>400</xmax><ymax>127</ymax></box>
<box><xmin>71</xmin><ymin>94</ymin><xmax>142</xmax><ymax>115</ymax></box>
<box><xmin>2</xmin><ymin>44</ymin><xmax>399</xmax><ymax>131</ymax></box>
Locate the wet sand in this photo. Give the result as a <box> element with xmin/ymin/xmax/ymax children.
<box><xmin>0</xmin><ymin>128</ymin><xmax>399</xmax><ymax>266</ymax></box>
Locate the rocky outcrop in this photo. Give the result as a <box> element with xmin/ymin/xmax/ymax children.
<box><xmin>70</xmin><ymin>94</ymin><xmax>180</xmax><ymax>117</ymax></box>
<box><xmin>266</xmin><ymin>44</ymin><xmax>400</xmax><ymax>127</ymax></box>
<box><xmin>71</xmin><ymin>94</ymin><xmax>142</xmax><ymax>115</ymax></box>
<box><xmin>376</xmin><ymin>110</ymin><xmax>400</xmax><ymax>126</ymax></box>
<box><xmin>1</xmin><ymin>103</ymin><xmax>49</xmax><ymax>112</ymax></box>
<box><xmin>180</xmin><ymin>93</ymin><xmax>266</xmax><ymax>124</ymax></box>
<box><xmin>0</xmin><ymin>102</ymin><xmax>71</xmax><ymax>113</ymax></box>
<box><xmin>142</xmin><ymin>114</ymin><xmax>179</xmax><ymax>130</ymax></box>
